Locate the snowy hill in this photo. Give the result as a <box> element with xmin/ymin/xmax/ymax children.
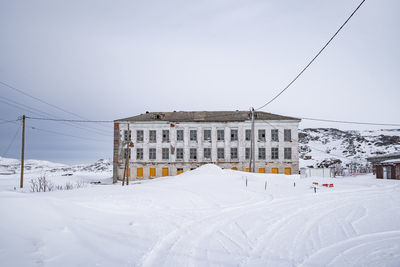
<box><xmin>0</xmin><ymin>157</ymin><xmax>112</xmax><ymax>175</ymax></box>
<box><xmin>299</xmin><ymin>128</ymin><xmax>400</xmax><ymax>168</ymax></box>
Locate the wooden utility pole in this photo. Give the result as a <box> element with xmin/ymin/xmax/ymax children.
<box><xmin>20</xmin><ymin>115</ymin><xmax>26</xmax><ymax>188</ymax></box>
<box><xmin>251</xmin><ymin>108</ymin><xmax>255</xmax><ymax>173</ymax></box>
<box><xmin>249</xmin><ymin>108</ymin><xmax>255</xmax><ymax>173</ymax></box>
<box><xmin>122</xmin><ymin>124</ymin><xmax>130</xmax><ymax>186</ymax></box>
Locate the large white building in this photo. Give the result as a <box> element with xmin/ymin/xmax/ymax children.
<box><xmin>113</xmin><ymin>111</ymin><xmax>301</xmax><ymax>182</ymax></box>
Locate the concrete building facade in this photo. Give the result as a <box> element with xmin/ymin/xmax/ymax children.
<box><xmin>113</xmin><ymin>111</ymin><xmax>301</xmax><ymax>182</ymax></box>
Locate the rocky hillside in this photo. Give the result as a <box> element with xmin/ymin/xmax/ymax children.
<box><xmin>299</xmin><ymin>128</ymin><xmax>400</xmax><ymax>168</ymax></box>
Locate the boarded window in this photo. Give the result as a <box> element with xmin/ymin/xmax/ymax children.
<box><xmin>176</xmin><ymin>148</ymin><xmax>184</xmax><ymax>160</ymax></box>
<box><xmin>271</xmin><ymin>129</ymin><xmax>279</xmax><ymax>142</ymax></box>
<box><xmin>258</xmin><ymin>147</ymin><xmax>266</xmax><ymax>160</ymax></box>
<box><xmin>284</xmin><ymin>129</ymin><xmax>291</xmax><ymax>142</ymax></box>
<box><xmin>284</xmin><ymin>147</ymin><xmax>292</xmax><ymax>160</ymax></box>
<box><xmin>149</xmin><ymin>130</ymin><xmax>156</xmax><ymax>142</ymax></box>
<box><xmin>231</xmin><ymin>148</ymin><xmax>238</xmax><ymax>159</ymax></box>
<box><xmin>136</xmin><ymin>148</ymin><xmax>143</xmax><ymax>160</ymax></box>
<box><xmin>177</xmin><ymin>130</ymin><xmax>184</xmax><ymax>141</ymax></box>
<box><xmin>204</xmin><ymin>129</ymin><xmax>211</xmax><ymax>141</ymax></box>
<box><xmin>204</xmin><ymin>148</ymin><xmax>211</xmax><ymax>159</ymax></box>
<box><xmin>137</xmin><ymin>168</ymin><xmax>143</xmax><ymax>177</ymax></box>
<box><xmin>162</xmin><ymin>130</ymin><xmax>169</xmax><ymax>142</ymax></box>
<box><xmin>217</xmin><ymin>129</ymin><xmax>224</xmax><ymax>141</ymax></box>
<box><xmin>230</xmin><ymin>129</ymin><xmax>238</xmax><ymax>141</ymax></box>
<box><xmin>149</xmin><ymin>148</ymin><xmax>156</xmax><ymax>160</ymax></box>
<box><xmin>177</xmin><ymin>168</ymin><xmax>183</xmax><ymax>175</ymax></box>
<box><xmin>136</xmin><ymin>130</ymin><xmax>144</xmax><ymax>142</ymax></box>
<box><xmin>150</xmin><ymin>168</ymin><xmax>156</xmax><ymax>177</ymax></box>
<box><xmin>162</xmin><ymin>148</ymin><xmax>169</xmax><ymax>160</ymax></box>
<box><xmin>190</xmin><ymin>130</ymin><xmax>197</xmax><ymax>141</ymax></box>
<box><xmin>271</xmin><ymin>147</ymin><xmax>279</xmax><ymax>159</ymax></box>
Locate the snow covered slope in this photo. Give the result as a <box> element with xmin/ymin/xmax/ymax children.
<box><xmin>299</xmin><ymin>128</ymin><xmax>400</xmax><ymax>167</ymax></box>
<box><xmin>1</xmin><ymin>164</ymin><xmax>400</xmax><ymax>266</ymax></box>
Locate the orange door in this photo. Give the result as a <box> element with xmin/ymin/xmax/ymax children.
<box><xmin>162</xmin><ymin>168</ymin><xmax>169</xmax><ymax>177</ymax></box>
<box><xmin>231</xmin><ymin>167</ymin><xmax>238</xmax><ymax>170</ymax></box>
<box><xmin>259</xmin><ymin>168</ymin><xmax>265</xmax><ymax>173</ymax></box>
<box><xmin>246</xmin><ymin>168</ymin><xmax>249</xmax><ymax>172</ymax></box>
<box><xmin>137</xmin><ymin>168</ymin><xmax>143</xmax><ymax>178</ymax></box>
<box><xmin>150</xmin><ymin>168</ymin><xmax>156</xmax><ymax>177</ymax></box>
<box><xmin>272</xmin><ymin>168</ymin><xmax>278</xmax><ymax>174</ymax></box>
<box><xmin>284</xmin><ymin>168</ymin><xmax>291</xmax><ymax>175</ymax></box>
<box><xmin>128</xmin><ymin>168</ymin><xmax>131</xmax><ymax>177</ymax></box>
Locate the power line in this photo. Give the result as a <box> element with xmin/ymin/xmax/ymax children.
<box><xmin>0</xmin><ymin>97</ymin><xmax>112</xmax><ymax>136</ymax></box>
<box><xmin>0</xmin><ymin>80</ymin><xmax>111</xmax><ymax>131</ymax></box>
<box><xmin>26</xmin><ymin>116</ymin><xmax>113</xmax><ymax>123</ymax></box>
<box><xmin>0</xmin><ymin>118</ymin><xmax>20</xmax><ymax>125</ymax></box>
<box><xmin>256</xmin><ymin>0</ymin><xmax>366</xmax><ymax>111</ymax></box>
<box><xmin>299</xmin><ymin>116</ymin><xmax>400</xmax><ymax>127</ymax></box>
<box><xmin>28</xmin><ymin>125</ymin><xmax>110</xmax><ymax>142</ymax></box>
<box><xmin>2</xmin><ymin>124</ymin><xmax>21</xmax><ymax>157</ymax></box>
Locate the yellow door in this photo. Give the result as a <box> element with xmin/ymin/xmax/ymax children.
<box><xmin>177</xmin><ymin>169</ymin><xmax>183</xmax><ymax>175</ymax></box>
<box><xmin>259</xmin><ymin>168</ymin><xmax>265</xmax><ymax>173</ymax></box>
<box><xmin>137</xmin><ymin>168</ymin><xmax>143</xmax><ymax>178</ymax></box>
<box><xmin>272</xmin><ymin>168</ymin><xmax>278</xmax><ymax>174</ymax></box>
<box><xmin>150</xmin><ymin>168</ymin><xmax>156</xmax><ymax>177</ymax></box>
<box><xmin>285</xmin><ymin>168</ymin><xmax>291</xmax><ymax>175</ymax></box>
<box><xmin>162</xmin><ymin>168</ymin><xmax>169</xmax><ymax>177</ymax></box>
<box><xmin>231</xmin><ymin>167</ymin><xmax>238</xmax><ymax>170</ymax></box>
<box><xmin>246</xmin><ymin>168</ymin><xmax>249</xmax><ymax>172</ymax></box>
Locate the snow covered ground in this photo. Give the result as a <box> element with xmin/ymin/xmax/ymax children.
<box><xmin>1</xmin><ymin>164</ymin><xmax>400</xmax><ymax>266</ymax></box>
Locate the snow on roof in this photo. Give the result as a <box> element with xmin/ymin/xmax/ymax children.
<box><xmin>381</xmin><ymin>159</ymin><xmax>400</xmax><ymax>164</ymax></box>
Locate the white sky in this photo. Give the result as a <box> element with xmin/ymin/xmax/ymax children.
<box><xmin>0</xmin><ymin>0</ymin><xmax>399</xmax><ymax>163</ymax></box>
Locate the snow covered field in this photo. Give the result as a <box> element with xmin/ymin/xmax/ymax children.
<box><xmin>1</xmin><ymin>164</ymin><xmax>400</xmax><ymax>266</ymax></box>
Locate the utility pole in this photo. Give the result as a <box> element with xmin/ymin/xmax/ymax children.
<box><xmin>122</xmin><ymin>124</ymin><xmax>131</xmax><ymax>186</ymax></box>
<box><xmin>251</xmin><ymin>108</ymin><xmax>255</xmax><ymax>173</ymax></box>
<box><xmin>20</xmin><ymin>115</ymin><xmax>25</xmax><ymax>188</ymax></box>
<box><xmin>249</xmin><ymin>108</ymin><xmax>255</xmax><ymax>173</ymax></box>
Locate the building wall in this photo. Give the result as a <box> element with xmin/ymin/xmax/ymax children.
<box><xmin>113</xmin><ymin>120</ymin><xmax>300</xmax><ymax>181</ymax></box>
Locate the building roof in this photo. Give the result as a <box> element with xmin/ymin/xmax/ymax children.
<box><xmin>366</xmin><ymin>152</ymin><xmax>400</xmax><ymax>164</ymax></box>
<box><xmin>381</xmin><ymin>159</ymin><xmax>400</xmax><ymax>164</ymax></box>
<box><xmin>115</xmin><ymin>111</ymin><xmax>301</xmax><ymax>123</ymax></box>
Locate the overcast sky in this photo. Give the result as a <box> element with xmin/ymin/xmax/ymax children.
<box><xmin>0</xmin><ymin>0</ymin><xmax>399</xmax><ymax>164</ymax></box>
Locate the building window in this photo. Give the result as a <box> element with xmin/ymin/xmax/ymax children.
<box><xmin>258</xmin><ymin>129</ymin><xmax>265</xmax><ymax>141</ymax></box>
<box><xmin>231</xmin><ymin>148</ymin><xmax>238</xmax><ymax>159</ymax></box>
<box><xmin>245</xmin><ymin>147</ymin><xmax>250</xmax><ymax>160</ymax></box>
<box><xmin>284</xmin><ymin>147</ymin><xmax>292</xmax><ymax>160</ymax></box>
<box><xmin>217</xmin><ymin>148</ymin><xmax>225</xmax><ymax>159</ymax></box>
<box><xmin>204</xmin><ymin>148</ymin><xmax>211</xmax><ymax>159</ymax></box>
<box><xmin>123</xmin><ymin>130</ymin><xmax>131</xmax><ymax>141</ymax></box>
<box><xmin>162</xmin><ymin>148</ymin><xmax>169</xmax><ymax>160</ymax></box>
<box><xmin>162</xmin><ymin>130</ymin><xmax>169</xmax><ymax>142</ymax></box>
<box><xmin>136</xmin><ymin>148</ymin><xmax>143</xmax><ymax>160</ymax></box>
<box><xmin>258</xmin><ymin>147</ymin><xmax>266</xmax><ymax>160</ymax></box>
<box><xmin>136</xmin><ymin>130</ymin><xmax>143</xmax><ymax>142</ymax></box>
<box><xmin>124</xmin><ymin>148</ymin><xmax>131</xmax><ymax>159</ymax></box>
<box><xmin>230</xmin><ymin>129</ymin><xmax>238</xmax><ymax>141</ymax></box>
<box><xmin>149</xmin><ymin>130</ymin><xmax>156</xmax><ymax>142</ymax></box>
<box><xmin>204</xmin><ymin>129</ymin><xmax>211</xmax><ymax>141</ymax></box>
<box><xmin>245</xmin><ymin>129</ymin><xmax>251</xmax><ymax>141</ymax></box>
<box><xmin>271</xmin><ymin>129</ymin><xmax>279</xmax><ymax>142</ymax></box>
<box><xmin>177</xmin><ymin>130</ymin><xmax>184</xmax><ymax>141</ymax></box>
<box><xmin>217</xmin><ymin>129</ymin><xmax>224</xmax><ymax>141</ymax></box>
<box><xmin>176</xmin><ymin>148</ymin><xmax>184</xmax><ymax>160</ymax></box>
<box><xmin>271</xmin><ymin>147</ymin><xmax>279</xmax><ymax>159</ymax></box>
<box><xmin>284</xmin><ymin>129</ymin><xmax>291</xmax><ymax>142</ymax></box>
<box><xmin>190</xmin><ymin>148</ymin><xmax>197</xmax><ymax>160</ymax></box>
<box><xmin>149</xmin><ymin>148</ymin><xmax>156</xmax><ymax>160</ymax></box>
<box><xmin>177</xmin><ymin>168</ymin><xmax>184</xmax><ymax>175</ymax></box>
<box><xmin>190</xmin><ymin>130</ymin><xmax>197</xmax><ymax>141</ymax></box>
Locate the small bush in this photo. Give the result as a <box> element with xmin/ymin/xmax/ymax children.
<box><xmin>30</xmin><ymin>176</ymin><xmax>86</xmax><ymax>193</ymax></box>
